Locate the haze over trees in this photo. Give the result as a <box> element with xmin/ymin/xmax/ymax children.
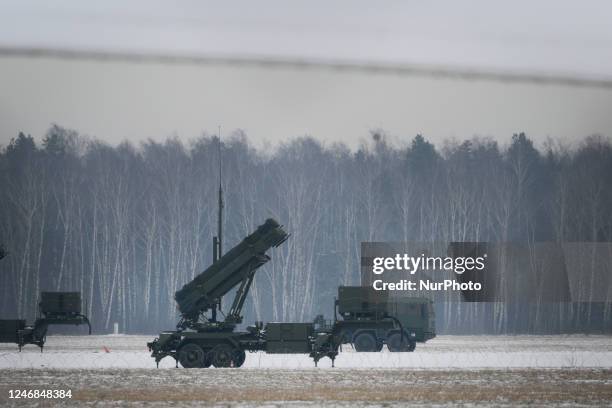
<box><xmin>1</xmin><ymin>126</ymin><xmax>611</xmax><ymax>334</ymax></box>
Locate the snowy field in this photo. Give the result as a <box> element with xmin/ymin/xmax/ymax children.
<box><xmin>0</xmin><ymin>335</ymin><xmax>611</xmax><ymax>406</ymax></box>
<box><xmin>1</xmin><ymin>334</ymin><xmax>612</xmax><ymax>369</ymax></box>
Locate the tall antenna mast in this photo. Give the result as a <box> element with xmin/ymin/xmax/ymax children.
<box><xmin>213</xmin><ymin>125</ymin><xmax>224</xmax><ymax>318</ymax></box>
<box><xmin>217</xmin><ymin>125</ymin><xmax>223</xmax><ymax>259</ymax></box>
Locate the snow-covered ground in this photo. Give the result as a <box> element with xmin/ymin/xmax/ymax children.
<box><xmin>1</xmin><ymin>334</ymin><xmax>611</xmax><ymax>369</ymax></box>
<box><xmin>1</xmin><ymin>336</ymin><xmax>611</xmax><ymax>406</ymax></box>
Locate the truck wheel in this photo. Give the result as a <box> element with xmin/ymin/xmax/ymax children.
<box><xmin>233</xmin><ymin>349</ymin><xmax>246</xmax><ymax>367</ymax></box>
<box><xmin>353</xmin><ymin>332</ymin><xmax>377</xmax><ymax>352</ymax></box>
<box><xmin>387</xmin><ymin>332</ymin><xmax>417</xmax><ymax>352</ymax></box>
<box><xmin>211</xmin><ymin>344</ymin><xmax>240</xmax><ymax>368</ymax></box>
<box><xmin>178</xmin><ymin>343</ymin><xmax>205</xmax><ymax>368</ymax></box>
<box><xmin>387</xmin><ymin>332</ymin><xmax>407</xmax><ymax>352</ymax></box>
<box><xmin>201</xmin><ymin>350</ymin><xmax>212</xmax><ymax>368</ymax></box>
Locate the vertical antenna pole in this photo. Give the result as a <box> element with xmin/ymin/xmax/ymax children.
<box><xmin>217</xmin><ymin>125</ymin><xmax>224</xmax><ymax>313</ymax></box>
<box><xmin>218</xmin><ymin>125</ymin><xmax>223</xmax><ymax>259</ymax></box>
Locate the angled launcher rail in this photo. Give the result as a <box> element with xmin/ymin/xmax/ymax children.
<box><xmin>0</xmin><ymin>292</ymin><xmax>91</xmax><ymax>352</ymax></box>
<box><xmin>173</xmin><ymin>218</ymin><xmax>289</xmax><ymax>331</ymax></box>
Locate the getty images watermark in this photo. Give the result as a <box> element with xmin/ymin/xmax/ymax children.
<box><xmin>371</xmin><ymin>252</ymin><xmax>486</xmax><ymax>292</ymax></box>
<box><xmin>361</xmin><ymin>242</ymin><xmax>612</xmax><ymax>302</ymax></box>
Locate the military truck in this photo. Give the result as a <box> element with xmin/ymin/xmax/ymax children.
<box><xmin>0</xmin><ymin>291</ymin><xmax>91</xmax><ymax>351</ymax></box>
<box><xmin>333</xmin><ymin>286</ymin><xmax>435</xmax><ymax>352</ymax></box>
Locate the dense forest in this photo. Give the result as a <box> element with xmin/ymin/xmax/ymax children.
<box><xmin>1</xmin><ymin>126</ymin><xmax>611</xmax><ymax>334</ymax></box>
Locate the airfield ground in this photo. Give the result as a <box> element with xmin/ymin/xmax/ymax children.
<box><xmin>1</xmin><ymin>335</ymin><xmax>611</xmax><ymax>406</ymax></box>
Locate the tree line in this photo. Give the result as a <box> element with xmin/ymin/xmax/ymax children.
<box><xmin>1</xmin><ymin>125</ymin><xmax>611</xmax><ymax>334</ymax></box>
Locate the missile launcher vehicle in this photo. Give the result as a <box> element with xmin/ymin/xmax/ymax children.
<box><xmin>147</xmin><ymin>218</ymin><xmax>436</xmax><ymax>368</ymax></box>
<box><xmin>147</xmin><ymin>218</ymin><xmax>340</xmax><ymax>367</ymax></box>
<box><xmin>0</xmin><ymin>291</ymin><xmax>91</xmax><ymax>351</ymax></box>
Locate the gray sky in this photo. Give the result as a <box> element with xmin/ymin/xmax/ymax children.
<box><xmin>1</xmin><ymin>1</ymin><xmax>611</xmax><ymax>149</ymax></box>
<box><xmin>2</xmin><ymin>1</ymin><xmax>612</xmax><ymax>79</ymax></box>
<box><xmin>1</xmin><ymin>55</ymin><xmax>611</xmax><ymax>150</ymax></box>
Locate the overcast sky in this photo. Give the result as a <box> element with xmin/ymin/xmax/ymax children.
<box><xmin>1</xmin><ymin>1</ymin><xmax>611</xmax><ymax>149</ymax></box>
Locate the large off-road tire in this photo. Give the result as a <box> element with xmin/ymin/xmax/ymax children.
<box><xmin>211</xmin><ymin>344</ymin><xmax>243</xmax><ymax>368</ymax></box>
<box><xmin>178</xmin><ymin>343</ymin><xmax>206</xmax><ymax>368</ymax></box>
<box><xmin>353</xmin><ymin>332</ymin><xmax>378</xmax><ymax>352</ymax></box>
<box><xmin>201</xmin><ymin>350</ymin><xmax>212</xmax><ymax>368</ymax></box>
<box><xmin>387</xmin><ymin>332</ymin><xmax>416</xmax><ymax>352</ymax></box>
<box><xmin>233</xmin><ymin>349</ymin><xmax>246</xmax><ymax>367</ymax></box>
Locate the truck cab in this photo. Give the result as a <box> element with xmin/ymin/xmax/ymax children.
<box><xmin>334</xmin><ymin>286</ymin><xmax>436</xmax><ymax>352</ymax></box>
